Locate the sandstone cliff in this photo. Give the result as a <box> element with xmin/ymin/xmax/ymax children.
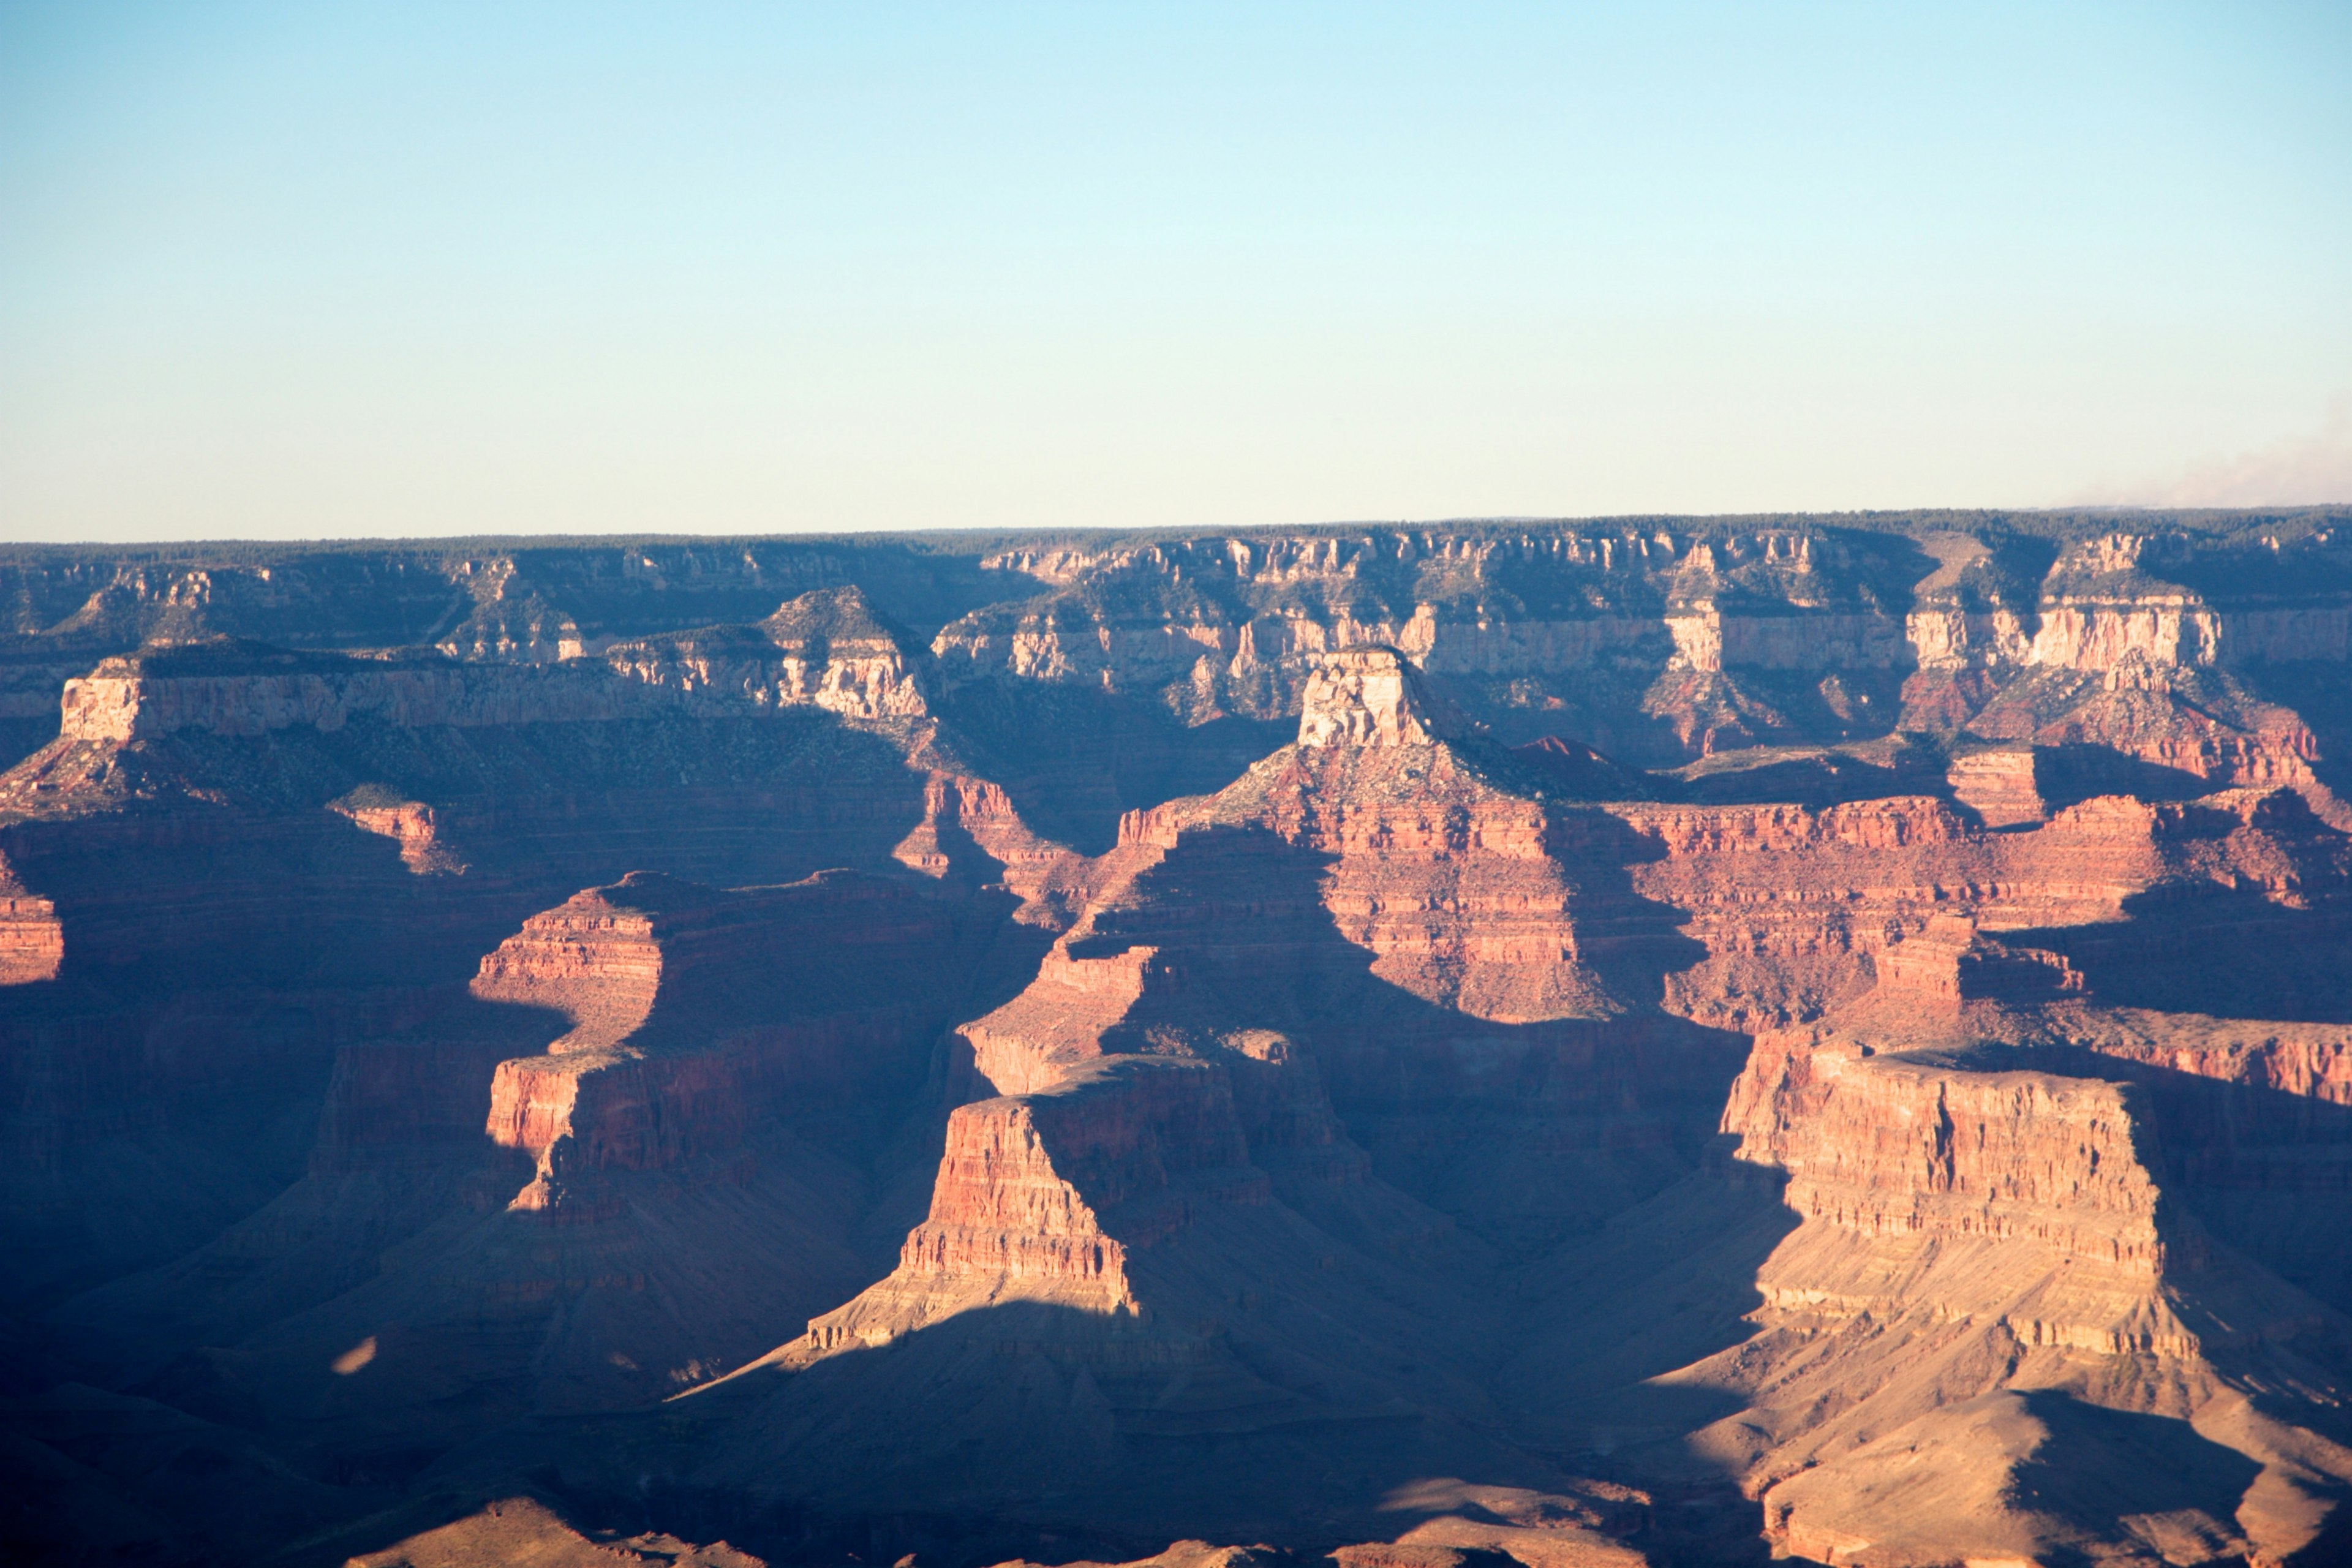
<box><xmin>1706</xmin><ymin>1018</ymin><xmax>2352</xmax><ymax>1567</ymax></box>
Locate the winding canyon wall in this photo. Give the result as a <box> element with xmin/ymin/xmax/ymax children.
<box><xmin>11</xmin><ymin>516</ymin><xmax>2352</xmax><ymax>775</ymax></box>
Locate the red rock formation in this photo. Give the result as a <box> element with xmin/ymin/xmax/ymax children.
<box><xmin>768</xmin><ymin>1055</ymin><xmax>1256</xmax><ymax>1364</ymax></box>
<box><xmin>960</xmin><ymin>943</ymin><xmax>1174</xmax><ymax>1094</ymax></box>
<box><xmin>1866</xmin><ymin>914</ymin><xmax>2082</xmax><ymax>1007</ymax></box>
<box><xmin>470</xmin><ymin>883</ymin><xmax>669</xmax><ymax>1055</ymax></box>
<box><xmin>329</xmin><ymin>791</ymin><xmax>466</xmax><ymax>875</ymax></box>
<box><xmin>888</xmin><ymin>768</ymin><xmax>1089</xmax><ymax>925</ymax></box>
<box><xmin>772</xmin><ymin>648</ymin><xmax>1722</xmax><ymax>1427</ymax></box>
<box><xmin>21</xmin><ymin>522</ymin><xmax>2352</xmax><ymax>1567</ymax></box>
<box><xmin>470</xmin><ymin>870</ymin><xmax>958</xmax><ymax>1212</ymax></box>
<box><xmin>1647</xmin><ymin>962</ymin><xmax>2352</xmax><ymax>1567</ymax></box>
<box><xmin>1603</xmin><ymin>793</ymin><xmax>2140</xmax><ymax>1030</ymax></box>
<box><xmin>1944</xmin><ymin>746</ymin><xmax>2044</xmax><ymax>826</ymax></box>
<box><xmin>1724</xmin><ymin>1035</ymin><xmax>2169</xmax><ymax>1301</ymax></box>
<box><xmin>0</xmin><ymin>854</ymin><xmax>61</xmax><ymax>984</ymax></box>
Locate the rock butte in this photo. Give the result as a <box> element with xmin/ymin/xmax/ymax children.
<box><xmin>6</xmin><ymin>516</ymin><xmax>2352</xmax><ymax>1568</ymax></box>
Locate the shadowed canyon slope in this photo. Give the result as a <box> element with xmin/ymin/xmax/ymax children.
<box><xmin>7</xmin><ymin>511</ymin><xmax>2352</xmax><ymax>1568</ymax></box>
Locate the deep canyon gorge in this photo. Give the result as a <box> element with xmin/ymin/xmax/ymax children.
<box><xmin>7</xmin><ymin>510</ymin><xmax>2352</xmax><ymax>1567</ymax></box>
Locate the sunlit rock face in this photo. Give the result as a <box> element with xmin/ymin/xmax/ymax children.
<box><xmin>11</xmin><ymin>514</ymin><xmax>2352</xmax><ymax>1567</ymax></box>
<box><xmin>1296</xmin><ymin>647</ymin><xmax>1468</xmax><ymax>748</ymax></box>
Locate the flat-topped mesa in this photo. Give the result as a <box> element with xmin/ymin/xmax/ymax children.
<box><xmin>602</xmin><ymin>585</ymin><xmax>931</xmax><ymax>722</ymax></box>
<box><xmin>51</xmin><ymin>592</ymin><xmax>933</xmax><ymax>748</ymax></box>
<box><xmin>775</xmin><ymin>1056</ymin><xmax>1259</xmax><ymax>1365</ymax></box>
<box><xmin>469</xmin><ymin>878</ymin><xmax>669</xmax><ymax>1054</ymax></box>
<box><xmin>55</xmin><ymin>638</ymin><xmax>644</xmax><ymax>743</ymax></box>
<box><xmin>1691</xmin><ymin>1016</ymin><xmax>2352</xmax><ymax>1564</ymax></box>
<box><xmin>1724</xmin><ymin>1032</ymin><xmax>2188</xmax><ymax>1355</ymax></box>
<box><xmin>960</xmin><ymin>942</ymin><xmax>1177</xmax><ymax>1095</ymax></box>
<box><xmin>1296</xmin><ymin>647</ymin><xmax>1468</xmax><ymax>748</ymax></box>
<box><xmin>1730</xmin><ymin>1036</ymin><xmax>2160</xmax><ymax>1261</ymax></box>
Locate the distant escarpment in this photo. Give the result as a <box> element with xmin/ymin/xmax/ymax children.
<box><xmin>2</xmin><ymin>514</ymin><xmax>2348</xmax><ymax>781</ymax></box>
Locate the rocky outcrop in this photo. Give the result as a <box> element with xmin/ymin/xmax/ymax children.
<box><xmin>328</xmin><ymin>790</ymin><xmax>466</xmax><ymax>875</ymax></box>
<box><xmin>470</xmin><ymin>883</ymin><xmax>671</xmax><ymax>1055</ymax></box>
<box><xmin>1603</xmin><ymin>794</ymin><xmax>2124</xmax><ymax>1030</ymax></box>
<box><xmin>1910</xmin><ymin>532</ymin><xmax>2348</xmax><ymax>677</ymax></box>
<box><xmin>1944</xmin><ymin>746</ymin><xmax>2044</xmax><ymax>826</ymax></box>
<box><xmin>1296</xmin><ymin>648</ymin><xmax>1468</xmax><ymax>748</ymax></box>
<box><xmin>469</xmin><ymin>870</ymin><xmax>960</xmax><ymax>1212</ymax></box>
<box><xmin>769</xmin><ymin>1055</ymin><xmax>1259</xmax><ymax>1363</ymax></box>
<box><xmin>960</xmin><ymin>943</ymin><xmax>1177</xmax><ymax>1094</ymax></box>
<box><xmin>2081</xmin><ymin>1023</ymin><xmax>2352</xmax><ymax>1108</ymax></box>
<box><xmin>1646</xmin><ymin>957</ymin><xmax>2352</xmax><ymax>1567</ymax></box>
<box><xmin>889</xmin><ymin>769</ymin><xmax>1088</xmax><ymax>924</ymax></box>
<box><xmin>55</xmin><ymin>601</ymin><xmax>936</xmax><ymax>747</ymax></box>
<box><xmin>602</xmin><ymin>586</ymin><xmax>932</xmax><ymax>720</ymax></box>
<box><xmin>0</xmin><ymin>853</ymin><xmax>61</xmax><ymax>983</ymax></box>
<box><xmin>1866</xmin><ymin>914</ymin><xmax>2081</xmax><ymax>1007</ymax></box>
<box><xmin>1724</xmin><ymin>1036</ymin><xmax>2169</xmax><ymax>1312</ymax></box>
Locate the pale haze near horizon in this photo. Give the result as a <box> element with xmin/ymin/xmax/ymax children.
<box><xmin>1</xmin><ymin>2</ymin><xmax>2347</xmax><ymax>545</ymax></box>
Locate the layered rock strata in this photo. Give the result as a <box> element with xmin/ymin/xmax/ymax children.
<box><xmin>17</xmin><ymin>518</ymin><xmax>2352</xmax><ymax>1567</ymax></box>
<box><xmin>0</xmin><ymin>856</ymin><xmax>61</xmax><ymax>984</ymax></box>
<box><xmin>775</xmin><ymin>1055</ymin><xmax>1251</xmax><ymax>1361</ymax></box>
<box><xmin>602</xmin><ymin>586</ymin><xmax>932</xmax><ymax>721</ymax></box>
<box><xmin>1708</xmin><ymin>1025</ymin><xmax>2352</xmax><ymax>1566</ymax></box>
<box><xmin>51</xmin><ymin>587</ymin><xmax>935</xmax><ymax>749</ymax></box>
<box><xmin>470</xmin><ymin>870</ymin><xmax>954</xmax><ymax>1212</ymax></box>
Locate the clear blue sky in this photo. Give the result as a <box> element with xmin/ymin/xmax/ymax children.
<box><xmin>2</xmin><ymin>2</ymin><xmax>2347</xmax><ymax>541</ymax></box>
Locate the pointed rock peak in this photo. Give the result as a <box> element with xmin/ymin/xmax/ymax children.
<box><xmin>761</xmin><ymin>584</ymin><xmax>916</xmax><ymax>655</ymax></box>
<box><xmin>1297</xmin><ymin>647</ymin><xmax>1468</xmax><ymax>748</ymax></box>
